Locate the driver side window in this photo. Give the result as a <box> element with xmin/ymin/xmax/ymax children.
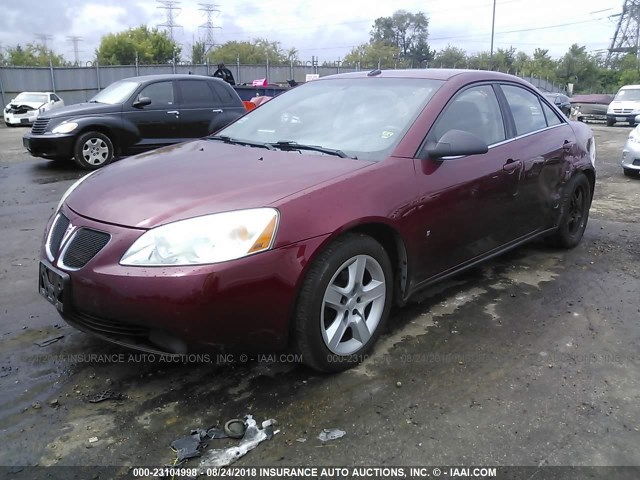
<box><xmin>137</xmin><ymin>82</ymin><xmax>174</xmax><ymax>108</ymax></box>
<box><xmin>432</xmin><ymin>85</ymin><xmax>506</xmax><ymax>147</ymax></box>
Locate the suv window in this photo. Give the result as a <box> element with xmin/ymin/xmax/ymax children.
<box><xmin>212</xmin><ymin>82</ymin><xmax>235</xmax><ymax>105</ymax></box>
<box><xmin>501</xmin><ymin>85</ymin><xmax>547</xmax><ymax>135</ymax></box>
<box><xmin>138</xmin><ymin>81</ymin><xmax>174</xmax><ymax>107</ymax></box>
<box><xmin>432</xmin><ymin>85</ymin><xmax>506</xmax><ymax>146</ymax></box>
<box><xmin>178</xmin><ymin>80</ymin><xmax>219</xmax><ymax>107</ymax></box>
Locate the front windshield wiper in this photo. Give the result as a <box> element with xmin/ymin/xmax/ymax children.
<box><xmin>207</xmin><ymin>135</ymin><xmax>275</xmax><ymax>150</ymax></box>
<box><xmin>269</xmin><ymin>141</ymin><xmax>354</xmax><ymax>159</ymax></box>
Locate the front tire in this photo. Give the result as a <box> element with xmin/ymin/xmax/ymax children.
<box><xmin>73</xmin><ymin>131</ymin><xmax>114</xmax><ymax>170</ymax></box>
<box><xmin>547</xmin><ymin>173</ymin><xmax>591</xmax><ymax>249</ymax></box>
<box><xmin>606</xmin><ymin>118</ymin><xmax>615</xmax><ymax>127</ymax></box>
<box><xmin>294</xmin><ymin>233</ymin><xmax>393</xmax><ymax>372</ymax></box>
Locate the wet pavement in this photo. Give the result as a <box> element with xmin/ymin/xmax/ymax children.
<box><xmin>0</xmin><ymin>123</ymin><xmax>639</xmax><ymax>471</ymax></box>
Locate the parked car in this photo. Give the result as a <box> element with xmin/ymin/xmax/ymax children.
<box><xmin>4</xmin><ymin>91</ymin><xmax>64</xmax><ymax>126</ymax></box>
<box><xmin>621</xmin><ymin>121</ymin><xmax>640</xmax><ymax>176</ymax></box>
<box><xmin>23</xmin><ymin>74</ymin><xmax>245</xmax><ymax>169</ymax></box>
<box><xmin>607</xmin><ymin>85</ymin><xmax>640</xmax><ymax>126</ymax></box>
<box><xmin>570</xmin><ymin>94</ymin><xmax>613</xmax><ymax>123</ymax></box>
<box><xmin>543</xmin><ymin>92</ymin><xmax>571</xmax><ymax>116</ymax></box>
<box><xmin>38</xmin><ymin>69</ymin><xmax>596</xmax><ymax>372</ymax></box>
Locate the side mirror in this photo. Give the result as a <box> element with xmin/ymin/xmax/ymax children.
<box><xmin>425</xmin><ymin>129</ymin><xmax>489</xmax><ymax>159</ymax></box>
<box><xmin>133</xmin><ymin>96</ymin><xmax>152</xmax><ymax>108</ymax></box>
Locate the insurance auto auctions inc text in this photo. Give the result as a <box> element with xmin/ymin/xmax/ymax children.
<box><xmin>233</xmin><ymin>467</ymin><xmax>497</xmax><ymax>478</ymax></box>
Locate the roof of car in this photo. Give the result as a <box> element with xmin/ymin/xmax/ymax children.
<box><xmin>123</xmin><ymin>74</ymin><xmax>221</xmax><ymax>82</ymax></box>
<box><xmin>323</xmin><ymin>68</ymin><xmax>524</xmax><ymax>82</ymax></box>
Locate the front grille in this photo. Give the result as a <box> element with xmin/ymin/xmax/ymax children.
<box><xmin>31</xmin><ymin>118</ymin><xmax>49</xmax><ymax>135</ymax></box>
<box><xmin>62</xmin><ymin>228</ymin><xmax>110</xmax><ymax>269</ymax></box>
<box><xmin>47</xmin><ymin>214</ymin><xmax>69</xmax><ymax>258</ymax></box>
<box><xmin>68</xmin><ymin>311</ymin><xmax>149</xmax><ymax>337</ymax></box>
<box><xmin>613</xmin><ymin>109</ymin><xmax>633</xmax><ymax>114</ymax></box>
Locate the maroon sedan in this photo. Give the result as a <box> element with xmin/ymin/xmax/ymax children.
<box><xmin>39</xmin><ymin>69</ymin><xmax>596</xmax><ymax>372</ymax></box>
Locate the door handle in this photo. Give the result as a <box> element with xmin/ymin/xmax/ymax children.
<box><xmin>212</xmin><ymin>109</ymin><xmax>223</xmax><ymax>113</ymax></box>
<box><xmin>503</xmin><ymin>159</ymin><xmax>522</xmax><ymax>172</ymax></box>
<box><xmin>167</xmin><ymin>110</ymin><xmax>179</xmax><ymax>115</ymax></box>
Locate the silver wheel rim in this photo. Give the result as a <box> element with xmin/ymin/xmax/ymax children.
<box><xmin>321</xmin><ymin>254</ymin><xmax>386</xmax><ymax>355</ymax></box>
<box><xmin>81</xmin><ymin>137</ymin><xmax>110</xmax><ymax>165</ymax></box>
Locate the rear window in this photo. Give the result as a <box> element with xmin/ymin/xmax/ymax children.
<box><xmin>178</xmin><ymin>80</ymin><xmax>219</xmax><ymax>107</ymax></box>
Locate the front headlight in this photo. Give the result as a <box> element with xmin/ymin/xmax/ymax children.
<box><xmin>629</xmin><ymin>131</ymin><xmax>640</xmax><ymax>144</ymax></box>
<box><xmin>120</xmin><ymin>208</ymin><xmax>280</xmax><ymax>266</ymax></box>
<box><xmin>51</xmin><ymin>122</ymin><xmax>78</xmax><ymax>134</ymax></box>
<box><xmin>55</xmin><ymin>171</ymin><xmax>97</xmax><ymax>213</ymax></box>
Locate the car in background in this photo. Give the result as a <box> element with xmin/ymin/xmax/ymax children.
<box><xmin>570</xmin><ymin>94</ymin><xmax>613</xmax><ymax>123</ymax></box>
<box><xmin>38</xmin><ymin>69</ymin><xmax>596</xmax><ymax>372</ymax></box>
<box><xmin>543</xmin><ymin>92</ymin><xmax>571</xmax><ymax>116</ymax></box>
<box><xmin>607</xmin><ymin>85</ymin><xmax>640</xmax><ymax>126</ymax></box>
<box><xmin>621</xmin><ymin>121</ymin><xmax>640</xmax><ymax>176</ymax></box>
<box><xmin>23</xmin><ymin>74</ymin><xmax>245</xmax><ymax>169</ymax></box>
<box><xmin>4</xmin><ymin>92</ymin><xmax>64</xmax><ymax>126</ymax></box>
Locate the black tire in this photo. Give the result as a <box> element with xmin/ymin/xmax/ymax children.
<box><xmin>293</xmin><ymin>233</ymin><xmax>393</xmax><ymax>372</ymax></box>
<box><xmin>73</xmin><ymin>131</ymin><xmax>114</xmax><ymax>170</ymax></box>
<box><xmin>630</xmin><ymin>121</ymin><xmax>636</xmax><ymax>127</ymax></box>
<box><xmin>606</xmin><ymin>118</ymin><xmax>615</xmax><ymax>127</ymax></box>
<box><xmin>547</xmin><ymin>173</ymin><xmax>591</xmax><ymax>249</ymax></box>
<box><xmin>624</xmin><ymin>168</ymin><xmax>636</xmax><ymax>177</ymax></box>
<box><xmin>5</xmin><ymin>122</ymin><xmax>15</xmax><ymax>128</ymax></box>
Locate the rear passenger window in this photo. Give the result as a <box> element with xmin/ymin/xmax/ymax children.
<box><xmin>541</xmin><ymin>101</ymin><xmax>562</xmax><ymax>126</ymax></box>
<box><xmin>178</xmin><ymin>80</ymin><xmax>219</xmax><ymax>107</ymax></box>
<box><xmin>501</xmin><ymin>85</ymin><xmax>547</xmax><ymax>135</ymax></box>
<box><xmin>212</xmin><ymin>83</ymin><xmax>235</xmax><ymax>105</ymax></box>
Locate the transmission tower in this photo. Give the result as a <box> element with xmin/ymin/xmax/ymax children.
<box><xmin>607</xmin><ymin>0</ymin><xmax>640</xmax><ymax>63</ymax></box>
<box><xmin>199</xmin><ymin>3</ymin><xmax>220</xmax><ymax>53</ymax></box>
<box><xmin>67</xmin><ymin>36</ymin><xmax>82</xmax><ymax>65</ymax></box>
<box><xmin>157</xmin><ymin>0</ymin><xmax>182</xmax><ymax>43</ymax></box>
<box><xmin>35</xmin><ymin>34</ymin><xmax>52</xmax><ymax>51</ymax></box>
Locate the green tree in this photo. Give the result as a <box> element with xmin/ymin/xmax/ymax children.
<box><xmin>96</xmin><ymin>26</ymin><xmax>181</xmax><ymax>65</ymax></box>
<box><xmin>433</xmin><ymin>45</ymin><xmax>467</xmax><ymax>68</ymax></box>
<box><xmin>369</xmin><ymin>10</ymin><xmax>434</xmax><ymax>67</ymax></box>
<box><xmin>5</xmin><ymin>43</ymin><xmax>67</xmax><ymax>66</ymax></box>
<box><xmin>191</xmin><ymin>41</ymin><xmax>206</xmax><ymax>64</ymax></box>
<box><xmin>343</xmin><ymin>41</ymin><xmax>398</xmax><ymax>68</ymax></box>
<box><xmin>467</xmin><ymin>51</ymin><xmax>492</xmax><ymax>70</ymax></box>
<box><xmin>557</xmin><ymin>44</ymin><xmax>599</xmax><ymax>93</ymax></box>
<box><xmin>513</xmin><ymin>51</ymin><xmax>531</xmax><ymax>75</ymax></box>
<box><xmin>208</xmin><ymin>39</ymin><xmax>288</xmax><ymax>64</ymax></box>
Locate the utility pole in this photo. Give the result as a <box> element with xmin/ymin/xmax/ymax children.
<box><xmin>607</xmin><ymin>0</ymin><xmax>640</xmax><ymax>66</ymax></box>
<box><xmin>198</xmin><ymin>3</ymin><xmax>220</xmax><ymax>55</ymax></box>
<box><xmin>157</xmin><ymin>0</ymin><xmax>182</xmax><ymax>43</ymax></box>
<box><xmin>35</xmin><ymin>34</ymin><xmax>53</xmax><ymax>51</ymax></box>
<box><xmin>490</xmin><ymin>0</ymin><xmax>497</xmax><ymax>60</ymax></box>
<box><xmin>67</xmin><ymin>36</ymin><xmax>82</xmax><ymax>65</ymax></box>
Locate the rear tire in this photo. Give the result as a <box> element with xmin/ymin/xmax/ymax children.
<box><xmin>293</xmin><ymin>233</ymin><xmax>393</xmax><ymax>372</ymax></box>
<box><xmin>547</xmin><ymin>173</ymin><xmax>591</xmax><ymax>249</ymax></box>
<box><xmin>73</xmin><ymin>131</ymin><xmax>114</xmax><ymax>170</ymax></box>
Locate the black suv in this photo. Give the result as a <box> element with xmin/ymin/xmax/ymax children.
<box><xmin>23</xmin><ymin>74</ymin><xmax>246</xmax><ymax>169</ymax></box>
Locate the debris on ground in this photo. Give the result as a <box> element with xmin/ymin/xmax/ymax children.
<box><xmin>88</xmin><ymin>437</ymin><xmax>99</xmax><ymax>443</ymax></box>
<box><xmin>296</xmin><ymin>438</ymin><xmax>307</xmax><ymax>443</ymax></box>
<box><xmin>34</xmin><ymin>334</ymin><xmax>64</xmax><ymax>347</ymax></box>
<box><xmin>49</xmin><ymin>398</ymin><xmax>59</xmax><ymax>408</ymax></box>
<box><xmin>224</xmin><ymin>419</ymin><xmax>246</xmax><ymax>438</ymax></box>
<box><xmin>318</xmin><ymin>428</ymin><xmax>346</xmax><ymax>442</ymax></box>
<box><xmin>89</xmin><ymin>390</ymin><xmax>124</xmax><ymax>403</ymax></box>
<box><xmin>31</xmin><ymin>402</ymin><xmax>41</xmax><ymax>410</ymax></box>
<box><xmin>197</xmin><ymin>415</ymin><xmax>278</xmax><ymax>468</ymax></box>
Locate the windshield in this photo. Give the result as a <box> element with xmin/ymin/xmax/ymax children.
<box><xmin>90</xmin><ymin>80</ymin><xmax>140</xmax><ymax>104</ymax></box>
<box><xmin>217</xmin><ymin>77</ymin><xmax>443</xmax><ymax>161</ymax></box>
<box><xmin>614</xmin><ymin>88</ymin><xmax>640</xmax><ymax>102</ymax></box>
<box><xmin>14</xmin><ymin>93</ymin><xmax>48</xmax><ymax>104</ymax></box>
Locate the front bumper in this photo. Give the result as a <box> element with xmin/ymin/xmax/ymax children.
<box><xmin>4</xmin><ymin>112</ymin><xmax>38</xmax><ymax>125</ymax></box>
<box><xmin>23</xmin><ymin>132</ymin><xmax>75</xmax><ymax>159</ymax></box>
<box><xmin>621</xmin><ymin>139</ymin><xmax>640</xmax><ymax>171</ymax></box>
<box><xmin>40</xmin><ymin>205</ymin><xmax>329</xmax><ymax>354</ymax></box>
<box><xmin>607</xmin><ymin>113</ymin><xmax>639</xmax><ymax>124</ymax></box>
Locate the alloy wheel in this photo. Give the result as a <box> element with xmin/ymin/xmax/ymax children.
<box><xmin>82</xmin><ymin>137</ymin><xmax>110</xmax><ymax>165</ymax></box>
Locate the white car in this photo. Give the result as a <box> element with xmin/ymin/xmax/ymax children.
<box><xmin>607</xmin><ymin>84</ymin><xmax>640</xmax><ymax>126</ymax></box>
<box><xmin>3</xmin><ymin>92</ymin><xmax>64</xmax><ymax>127</ymax></box>
<box><xmin>622</xmin><ymin>122</ymin><xmax>640</xmax><ymax>177</ymax></box>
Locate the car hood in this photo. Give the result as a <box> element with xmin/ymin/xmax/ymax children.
<box><xmin>67</xmin><ymin>139</ymin><xmax>372</xmax><ymax>229</ymax></box>
<box><xmin>6</xmin><ymin>101</ymin><xmax>44</xmax><ymax>110</ymax></box>
<box><xmin>608</xmin><ymin>100</ymin><xmax>640</xmax><ymax>111</ymax></box>
<box><xmin>42</xmin><ymin>102</ymin><xmax>121</xmax><ymax>119</ymax></box>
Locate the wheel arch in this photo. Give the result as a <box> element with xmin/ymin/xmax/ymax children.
<box><xmin>74</xmin><ymin>125</ymin><xmax>119</xmax><ymax>155</ymax></box>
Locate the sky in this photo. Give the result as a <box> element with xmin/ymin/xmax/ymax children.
<box><xmin>0</xmin><ymin>0</ymin><xmax>623</xmax><ymax>64</ymax></box>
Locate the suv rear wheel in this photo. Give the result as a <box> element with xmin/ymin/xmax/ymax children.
<box><xmin>73</xmin><ymin>131</ymin><xmax>115</xmax><ymax>170</ymax></box>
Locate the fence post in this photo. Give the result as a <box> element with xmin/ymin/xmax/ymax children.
<box><xmin>49</xmin><ymin>58</ymin><xmax>56</xmax><ymax>93</ymax></box>
<box><xmin>0</xmin><ymin>68</ymin><xmax>6</xmax><ymax>108</ymax></box>
<box><xmin>96</xmin><ymin>60</ymin><xmax>101</xmax><ymax>92</ymax></box>
<box><xmin>290</xmin><ymin>58</ymin><xmax>294</xmax><ymax>80</ymax></box>
<box><xmin>135</xmin><ymin>52</ymin><xmax>139</xmax><ymax>76</ymax></box>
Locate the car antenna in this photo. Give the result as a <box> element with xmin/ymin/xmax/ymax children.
<box><xmin>367</xmin><ymin>69</ymin><xmax>382</xmax><ymax>77</ymax></box>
